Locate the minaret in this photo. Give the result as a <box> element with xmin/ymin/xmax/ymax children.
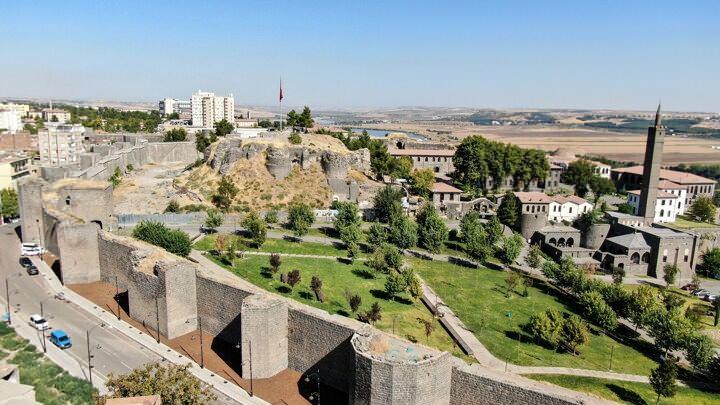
<box><xmin>638</xmin><ymin>104</ymin><xmax>665</xmax><ymax>224</ymax></box>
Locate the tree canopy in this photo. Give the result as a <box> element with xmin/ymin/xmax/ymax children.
<box><xmin>287</xmin><ymin>202</ymin><xmax>315</xmax><ymax>237</ymax></box>
<box><xmin>451</xmin><ymin>135</ymin><xmax>549</xmax><ymax>196</ymax></box>
<box><xmin>0</xmin><ymin>188</ymin><xmax>19</xmax><ymax>220</ymax></box>
<box><xmin>103</xmin><ymin>363</ymin><xmax>215</xmax><ymax>404</ymax></box>
<box><xmin>497</xmin><ymin>191</ymin><xmax>520</xmax><ymax>229</ymax></box>
<box><xmin>132</xmin><ymin>220</ymin><xmax>192</xmax><ymax>257</ymax></box>
<box><xmin>416</xmin><ymin>203</ymin><xmax>448</xmax><ymax>253</ymax></box>
<box><xmin>211</xmin><ymin>176</ymin><xmax>238</xmax><ymax>211</ymax></box>
<box><xmin>689</xmin><ymin>196</ymin><xmax>717</xmax><ymax>223</ymax></box>
<box><xmin>561</xmin><ymin>159</ymin><xmax>596</xmax><ymax>197</ymax></box>
<box><xmin>373</xmin><ymin>185</ymin><xmax>404</xmax><ymax>223</ymax></box>
<box><xmin>214</xmin><ymin>119</ymin><xmax>234</xmax><ymax>137</ymax></box>
<box><xmin>163</xmin><ymin>128</ymin><xmax>187</xmax><ymax>142</ymax></box>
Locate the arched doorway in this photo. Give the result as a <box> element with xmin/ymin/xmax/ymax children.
<box><xmin>631</xmin><ymin>252</ymin><xmax>640</xmax><ymax>264</ymax></box>
<box><xmin>641</xmin><ymin>252</ymin><xmax>650</xmax><ymax>263</ymax></box>
<box><xmin>548</xmin><ymin>238</ymin><xmax>557</xmax><ymax>246</ymax></box>
<box><xmin>567</xmin><ymin>237</ymin><xmax>574</xmax><ymax>247</ymax></box>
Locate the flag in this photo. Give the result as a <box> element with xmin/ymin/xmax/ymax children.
<box><xmin>279</xmin><ymin>79</ymin><xmax>284</xmax><ymax>102</ymax></box>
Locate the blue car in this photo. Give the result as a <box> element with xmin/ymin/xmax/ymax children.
<box><xmin>49</xmin><ymin>330</ymin><xmax>72</xmax><ymax>349</ymax></box>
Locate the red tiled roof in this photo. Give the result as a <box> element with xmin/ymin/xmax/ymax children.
<box><xmin>657</xmin><ymin>180</ymin><xmax>685</xmax><ymax>190</ymax></box>
<box><xmin>389</xmin><ymin>149</ymin><xmax>455</xmax><ymax>157</ymax></box>
<box><xmin>627</xmin><ymin>189</ymin><xmax>679</xmax><ymax>199</ymax></box>
<box><xmin>552</xmin><ymin>195</ymin><xmax>591</xmax><ymax>205</ymax></box>
<box><xmin>432</xmin><ymin>182</ymin><xmax>462</xmax><ymax>193</ymax></box>
<box><xmin>612</xmin><ymin>166</ymin><xmax>715</xmax><ymax>184</ymax></box>
<box><xmin>514</xmin><ymin>191</ymin><xmax>553</xmax><ymax>204</ymax></box>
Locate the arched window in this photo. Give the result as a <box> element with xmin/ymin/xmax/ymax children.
<box><xmin>660</xmin><ymin>209</ymin><xmax>665</xmax><ymax>217</ymax></box>
<box><xmin>566</xmin><ymin>237</ymin><xmax>574</xmax><ymax>247</ymax></box>
<box><xmin>558</xmin><ymin>237</ymin><xmax>566</xmax><ymax>247</ymax></box>
<box><xmin>662</xmin><ymin>249</ymin><xmax>668</xmax><ymax>262</ymax></box>
<box><xmin>548</xmin><ymin>238</ymin><xmax>557</xmax><ymax>246</ymax></box>
<box><xmin>631</xmin><ymin>252</ymin><xmax>640</xmax><ymax>264</ymax></box>
<box><xmin>641</xmin><ymin>252</ymin><xmax>650</xmax><ymax>263</ymax></box>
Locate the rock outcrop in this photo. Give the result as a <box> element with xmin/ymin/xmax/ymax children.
<box><xmin>207</xmin><ymin>137</ymin><xmax>372</xmax><ymax>202</ymax></box>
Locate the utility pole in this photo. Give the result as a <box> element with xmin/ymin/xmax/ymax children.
<box><xmin>40</xmin><ymin>299</ymin><xmax>50</xmax><ymax>353</ymax></box>
<box><xmin>86</xmin><ymin>330</ymin><xmax>93</xmax><ymax>385</ymax></box>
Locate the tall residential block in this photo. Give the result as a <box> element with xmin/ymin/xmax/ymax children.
<box><xmin>191</xmin><ymin>90</ymin><xmax>234</xmax><ymax>128</ymax></box>
<box><xmin>38</xmin><ymin>123</ymin><xmax>85</xmax><ymax>165</ymax></box>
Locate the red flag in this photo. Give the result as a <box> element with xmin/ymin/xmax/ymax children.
<box><xmin>279</xmin><ymin>79</ymin><xmax>284</xmax><ymax>102</ymax></box>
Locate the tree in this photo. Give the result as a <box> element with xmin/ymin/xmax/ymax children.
<box><xmin>373</xmin><ymin>185</ymin><xmax>404</xmax><ymax>223</ymax></box>
<box><xmin>214</xmin><ymin>119</ymin><xmax>234</xmax><ymax>137</ymax></box>
<box><xmin>203</xmin><ymin>209</ymin><xmax>224</xmax><ymax>230</ymax></box>
<box><xmin>0</xmin><ymin>188</ymin><xmax>19</xmax><ymax>220</ymax></box>
<box><xmin>560</xmin><ymin>315</ymin><xmax>589</xmax><ymax>355</ymax></box>
<box><xmin>311</xmin><ymin>276</ymin><xmax>324</xmax><ymax>302</ymax></box>
<box><xmin>649</xmin><ymin>307</ymin><xmax>693</xmax><ymax>355</ymax></box>
<box><xmin>334</xmin><ymin>202</ymin><xmax>363</xmax><ymax>246</ymax></box>
<box><xmin>288</xmin><ymin>132</ymin><xmax>302</xmax><ymax>144</ymax></box>
<box><xmin>286</xmin><ymin>110</ymin><xmax>299</xmax><ymax>127</ymax></box>
<box><xmin>685</xmin><ymin>333</ymin><xmax>714</xmax><ymax>371</ymax></box>
<box><xmin>663</xmin><ymin>264</ymin><xmax>679</xmax><ymax>287</ymax></box>
<box><xmin>649</xmin><ymin>359</ymin><xmax>678</xmax><ymax>405</ymax></box>
<box><xmin>714</xmin><ymin>298</ymin><xmax>720</xmax><ymax>327</ymax></box>
<box><xmin>611</xmin><ymin>266</ymin><xmax>625</xmax><ymax>285</ymax></box>
<box><xmin>579</xmin><ymin>290</ymin><xmax>618</xmax><ymax>331</ymax></box>
<box><xmin>388</xmin><ymin>214</ymin><xmax>418</xmax><ymax>249</ymax></box>
<box><xmin>562</xmin><ymin>159</ymin><xmax>595</xmax><ymax>197</ymax></box>
<box><xmin>367</xmin><ymin>222</ymin><xmax>387</xmax><ymax>250</ymax></box>
<box><xmin>484</xmin><ymin>216</ymin><xmax>504</xmax><ymax>246</ymax></box>
<box><xmin>347</xmin><ymin>241</ymin><xmax>360</xmax><ymax>262</ymax></box>
<box><xmin>286</xmin><ymin>269</ymin><xmax>301</xmax><ymax>291</ymax></box>
<box><xmin>287</xmin><ymin>202</ymin><xmax>314</xmax><ymax>237</ymax></box>
<box><xmin>460</xmin><ymin>212</ymin><xmax>493</xmax><ymax>263</ymax></box>
<box><xmin>617</xmin><ymin>203</ymin><xmax>635</xmax><ymax>215</ymax></box>
<box><xmin>504</xmin><ymin>272</ymin><xmax>521</xmax><ymax>298</ymax></box>
<box><xmin>417</xmin><ymin>317</ymin><xmax>435</xmax><ymax>343</ymax></box>
<box><xmin>211</xmin><ymin>176</ymin><xmax>238</xmax><ymax>211</ymax></box>
<box><xmin>347</xmin><ymin>293</ymin><xmax>362</xmax><ymax>313</ymax></box>
<box><xmin>366</xmin><ymin>302</ymin><xmax>382</xmax><ymax>324</ymax></box>
<box><xmin>269</xmin><ymin>253</ymin><xmax>282</xmax><ymax>274</ymax></box>
<box><xmin>499</xmin><ymin>233</ymin><xmax>524</xmax><ymax>265</ymax></box>
<box><xmin>699</xmin><ymin>248</ymin><xmax>720</xmax><ymax>278</ymax></box>
<box><xmin>109</xmin><ymin>166</ymin><xmax>123</xmax><ymax>187</ymax></box>
<box><xmin>242</xmin><ymin>211</ymin><xmax>267</xmax><ymax>248</ymax></box>
<box><xmin>416</xmin><ymin>204</ymin><xmax>448</xmax><ymax>253</ymax></box>
<box><xmin>195</xmin><ymin>131</ymin><xmax>216</xmax><ymax>152</ymax></box>
<box><xmin>526</xmin><ymin>244</ymin><xmax>542</xmax><ymax>269</ymax></box>
<box><xmin>525</xmin><ymin>309</ymin><xmax>564</xmax><ymax>348</ymax></box>
<box><xmin>403</xmin><ymin>268</ymin><xmax>422</xmax><ymax>299</ymax></box>
<box><xmin>689</xmin><ymin>196</ymin><xmax>717</xmax><ymax>223</ymax></box>
<box><xmin>384</xmin><ymin>271</ymin><xmax>406</xmax><ymax>300</ymax></box>
<box><xmin>164</xmin><ymin>199</ymin><xmax>180</xmax><ymax>213</ymax></box>
<box><xmin>410</xmin><ymin>168</ymin><xmax>435</xmax><ymax>198</ymax></box>
<box><xmin>265</xmin><ymin>210</ymin><xmax>279</xmax><ymax>224</ymax></box>
<box><xmin>163</xmin><ymin>128</ymin><xmax>187</xmax><ymax>142</ymax></box>
<box><xmin>103</xmin><ymin>363</ymin><xmax>215</xmax><ymax>404</ymax></box>
<box><xmin>132</xmin><ymin>220</ymin><xmax>192</xmax><ymax>257</ymax></box>
<box><xmin>574</xmin><ymin>209</ymin><xmax>602</xmax><ymax>232</ymax></box>
<box><xmin>588</xmin><ymin>176</ymin><xmax>616</xmax><ymax>202</ymax></box>
<box><xmin>299</xmin><ymin>106</ymin><xmax>314</xmax><ymax>128</ymax></box>
<box><xmin>497</xmin><ymin>191</ymin><xmax>519</xmax><ymax>229</ymax></box>
<box><xmin>628</xmin><ymin>285</ymin><xmax>661</xmax><ymax>329</ymax></box>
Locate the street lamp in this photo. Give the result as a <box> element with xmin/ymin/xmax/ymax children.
<box><xmin>304</xmin><ymin>368</ymin><xmax>321</xmax><ymax>405</ymax></box>
<box><xmin>235</xmin><ymin>340</ymin><xmax>253</xmax><ymax>397</ymax></box>
<box><xmin>198</xmin><ymin>316</ymin><xmax>204</xmax><ymax>368</ymax></box>
<box><xmin>86</xmin><ymin>322</ymin><xmax>107</xmax><ymax>386</ymax></box>
<box><xmin>39</xmin><ymin>295</ymin><xmax>53</xmax><ymax>353</ymax></box>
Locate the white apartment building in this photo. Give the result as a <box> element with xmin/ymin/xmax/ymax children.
<box><xmin>159</xmin><ymin>98</ymin><xmax>191</xmax><ymax>117</ymax></box>
<box><xmin>38</xmin><ymin>123</ymin><xmax>85</xmax><ymax>165</ymax></box>
<box><xmin>41</xmin><ymin>109</ymin><xmax>71</xmax><ymax>123</ymax></box>
<box><xmin>0</xmin><ymin>103</ymin><xmax>30</xmax><ymax>116</ymax></box>
<box><xmin>627</xmin><ymin>189</ymin><xmax>680</xmax><ymax>223</ymax></box>
<box><xmin>0</xmin><ymin>110</ymin><xmax>22</xmax><ymax>133</ymax></box>
<box><xmin>191</xmin><ymin>90</ymin><xmax>234</xmax><ymax>128</ymax></box>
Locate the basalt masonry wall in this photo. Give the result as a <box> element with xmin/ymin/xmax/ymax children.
<box><xmin>449</xmin><ymin>359</ymin><xmax>608</xmax><ymax>405</ymax></box>
<box><xmin>240</xmin><ymin>294</ymin><xmax>288</xmax><ymax>378</ymax></box>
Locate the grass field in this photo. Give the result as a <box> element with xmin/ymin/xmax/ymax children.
<box><xmin>0</xmin><ymin>323</ymin><xmax>96</xmax><ymax>403</ymax></box>
<box><xmin>196</xmin><ymin>241</ymin><xmax>472</xmax><ymax>361</ymax></box>
<box><xmin>666</xmin><ymin>216</ymin><xmax>720</xmax><ymax>230</ymax></box>
<box><xmin>411</xmin><ymin>258</ymin><xmax>660</xmax><ymax>375</ymax></box>
<box><xmin>195</xmin><ymin>233</ymin><xmax>356</xmax><ymax>257</ymax></box>
<box><xmin>527</xmin><ymin>374</ymin><xmax>720</xmax><ymax>405</ymax></box>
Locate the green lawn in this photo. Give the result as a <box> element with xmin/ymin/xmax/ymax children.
<box><xmin>0</xmin><ymin>323</ymin><xmax>96</xmax><ymax>404</ymax></box>
<box><xmin>667</xmin><ymin>216</ymin><xmax>720</xmax><ymax>230</ymax></box>
<box><xmin>412</xmin><ymin>258</ymin><xmax>660</xmax><ymax>375</ymax></box>
<box><xmin>195</xmin><ymin>233</ymin><xmax>356</xmax><ymax>257</ymax></box>
<box><xmin>527</xmin><ymin>374</ymin><xmax>719</xmax><ymax>405</ymax></box>
<box><xmin>202</xmin><ymin>251</ymin><xmax>472</xmax><ymax>361</ymax></box>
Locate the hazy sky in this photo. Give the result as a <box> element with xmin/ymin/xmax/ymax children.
<box><xmin>1</xmin><ymin>1</ymin><xmax>718</xmax><ymax>111</ymax></box>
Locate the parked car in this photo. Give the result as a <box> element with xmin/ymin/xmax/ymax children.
<box><xmin>19</xmin><ymin>257</ymin><xmax>33</xmax><ymax>268</ymax></box>
<box><xmin>20</xmin><ymin>243</ymin><xmax>45</xmax><ymax>256</ymax></box>
<box><xmin>49</xmin><ymin>330</ymin><xmax>72</xmax><ymax>349</ymax></box>
<box><xmin>26</xmin><ymin>265</ymin><xmax>39</xmax><ymax>276</ymax></box>
<box><xmin>693</xmin><ymin>289</ymin><xmax>710</xmax><ymax>297</ymax></box>
<box><xmin>29</xmin><ymin>314</ymin><xmax>50</xmax><ymax>331</ymax></box>
<box><xmin>702</xmin><ymin>294</ymin><xmax>717</xmax><ymax>302</ymax></box>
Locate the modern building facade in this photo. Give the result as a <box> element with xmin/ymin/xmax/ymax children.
<box><xmin>0</xmin><ymin>109</ymin><xmax>22</xmax><ymax>133</ymax></box>
<box><xmin>0</xmin><ymin>154</ymin><xmax>32</xmax><ymax>189</ymax></box>
<box><xmin>612</xmin><ymin>166</ymin><xmax>715</xmax><ymax>208</ymax></box>
<box><xmin>191</xmin><ymin>90</ymin><xmax>234</xmax><ymax>128</ymax></box>
<box><xmin>627</xmin><ymin>189</ymin><xmax>680</xmax><ymax>223</ymax></box>
<box><xmin>41</xmin><ymin>109</ymin><xmax>71</xmax><ymax>123</ymax></box>
<box><xmin>38</xmin><ymin>123</ymin><xmax>85</xmax><ymax>165</ymax></box>
<box><xmin>159</xmin><ymin>98</ymin><xmax>191</xmax><ymax>117</ymax></box>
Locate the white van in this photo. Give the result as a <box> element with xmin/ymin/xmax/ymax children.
<box><xmin>29</xmin><ymin>314</ymin><xmax>50</xmax><ymax>331</ymax></box>
<box><xmin>20</xmin><ymin>243</ymin><xmax>45</xmax><ymax>256</ymax></box>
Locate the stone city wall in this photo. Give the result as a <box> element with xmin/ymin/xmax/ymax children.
<box><xmin>240</xmin><ymin>294</ymin><xmax>288</xmax><ymax>378</ymax></box>
<box><xmin>449</xmin><ymin>359</ymin><xmax>609</xmax><ymax>405</ymax></box>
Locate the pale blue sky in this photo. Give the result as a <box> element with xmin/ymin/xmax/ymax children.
<box><xmin>1</xmin><ymin>1</ymin><xmax>718</xmax><ymax>111</ymax></box>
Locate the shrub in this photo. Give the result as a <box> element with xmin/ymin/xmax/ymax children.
<box><xmin>525</xmin><ymin>308</ymin><xmax>564</xmax><ymax>349</ymax></box>
<box><xmin>288</xmin><ymin>132</ymin><xmax>302</xmax><ymax>144</ymax></box>
<box><xmin>203</xmin><ymin>209</ymin><xmax>224</xmax><ymax>230</ymax></box>
<box><xmin>384</xmin><ymin>271</ymin><xmax>406</xmax><ymax>300</ymax></box>
<box><xmin>265</xmin><ymin>210</ymin><xmax>279</xmax><ymax>224</ymax></box>
<box><xmin>286</xmin><ymin>269</ymin><xmax>301</xmax><ymax>290</ymax></box>
<box><xmin>579</xmin><ymin>290</ymin><xmax>618</xmax><ymax>331</ymax></box>
<box><xmin>242</xmin><ymin>211</ymin><xmax>267</xmax><ymax>248</ymax></box>
<box><xmin>367</xmin><ymin>222</ymin><xmax>387</xmax><ymax>250</ymax></box>
<box><xmin>132</xmin><ymin>220</ymin><xmax>191</xmax><ymax>257</ymax></box>
<box><xmin>164</xmin><ymin>200</ymin><xmax>180</xmax><ymax>213</ymax></box>
<box><xmin>347</xmin><ymin>293</ymin><xmax>362</xmax><ymax>313</ymax></box>
<box><xmin>416</xmin><ymin>203</ymin><xmax>448</xmax><ymax>253</ymax></box>
<box><xmin>387</xmin><ymin>214</ymin><xmax>417</xmax><ymax>249</ymax></box>
<box><xmin>163</xmin><ymin>128</ymin><xmax>187</xmax><ymax>142</ymax></box>
<box><xmin>311</xmin><ymin>276</ymin><xmax>324</xmax><ymax>302</ymax></box>
<box><xmin>269</xmin><ymin>253</ymin><xmax>282</xmax><ymax>274</ymax></box>
<box><xmin>287</xmin><ymin>202</ymin><xmax>314</xmax><ymax>237</ymax></box>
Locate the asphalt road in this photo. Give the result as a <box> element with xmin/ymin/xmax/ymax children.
<box><xmin>0</xmin><ymin>224</ymin><xmax>162</xmax><ymax>390</ymax></box>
